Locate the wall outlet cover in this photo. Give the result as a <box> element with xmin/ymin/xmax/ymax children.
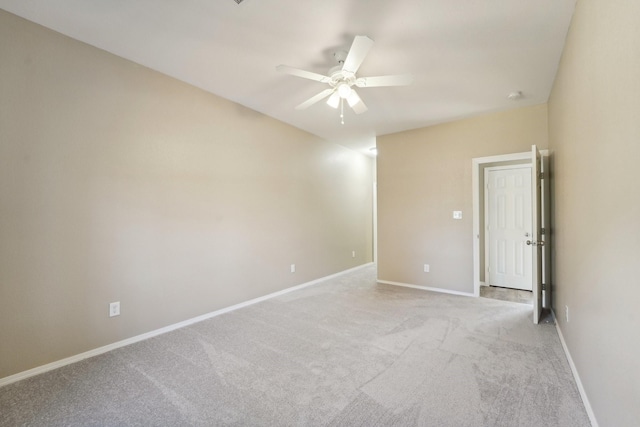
<box><xmin>109</xmin><ymin>302</ymin><xmax>120</xmax><ymax>317</ymax></box>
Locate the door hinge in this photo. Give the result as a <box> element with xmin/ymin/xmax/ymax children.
<box><xmin>541</xmin><ymin>228</ymin><xmax>546</xmax><ymax>235</ymax></box>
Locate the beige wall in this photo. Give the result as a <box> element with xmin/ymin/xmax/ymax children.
<box><xmin>548</xmin><ymin>0</ymin><xmax>640</xmax><ymax>425</ymax></box>
<box><xmin>0</xmin><ymin>11</ymin><xmax>373</xmax><ymax>379</ymax></box>
<box><xmin>377</xmin><ymin>105</ymin><xmax>547</xmax><ymax>293</ymax></box>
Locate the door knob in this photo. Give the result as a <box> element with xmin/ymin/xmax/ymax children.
<box><xmin>526</xmin><ymin>240</ymin><xmax>533</xmax><ymax>245</ymax></box>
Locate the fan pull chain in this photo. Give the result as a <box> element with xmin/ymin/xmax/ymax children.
<box><xmin>340</xmin><ymin>98</ymin><xmax>345</xmax><ymax>125</ymax></box>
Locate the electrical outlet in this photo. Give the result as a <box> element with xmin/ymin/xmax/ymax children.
<box><xmin>453</xmin><ymin>211</ymin><xmax>463</xmax><ymax>220</ymax></box>
<box><xmin>290</xmin><ymin>264</ymin><xmax>296</xmax><ymax>273</ymax></box>
<box><xmin>109</xmin><ymin>301</ymin><xmax>120</xmax><ymax>317</ymax></box>
<box><xmin>352</xmin><ymin>251</ymin><xmax>356</xmax><ymax>258</ymax></box>
<box><xmin>424</xmin><ymin>264</ymin><xmax>430</xmax><ymax>273</ymax></box>
<box><xmin>565</xmin><ymin>305</ymin><xmax>569</xmax><ymax>322</ymax></box>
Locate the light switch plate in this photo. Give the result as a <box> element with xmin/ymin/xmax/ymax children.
<box><xmin>453</xmin><ymin>211</ymin><xmax>463</xmax><ymax>219</ymax></box>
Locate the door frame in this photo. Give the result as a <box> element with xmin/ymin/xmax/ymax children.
<box><xmin>472</xmin><ymin>149</ymin><xmax>549</xmax><ymax>313</ymax></box>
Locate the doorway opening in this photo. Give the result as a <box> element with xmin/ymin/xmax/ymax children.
<box><xmin>472</xmin><ymin>147</ymin><xmax>550</xmax><ymax>323</ymax></box>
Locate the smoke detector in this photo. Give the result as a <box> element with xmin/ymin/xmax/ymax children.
<box><xmin>507</xmin><ymin>91</ymin><xmax>523</xmax><ymax>100</ymax></box>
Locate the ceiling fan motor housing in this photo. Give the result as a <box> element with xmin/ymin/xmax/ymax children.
<box><xmin>333</xmin><ymin>50</ymin><xmax>348</xmax><ymax>64</ymax></box>
<box><xmin>328</xmin><ymin>66</ymin><xmax>356</xmax><ymax>89</ymax></box>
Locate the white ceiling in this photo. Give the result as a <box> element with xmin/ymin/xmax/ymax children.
<box><xmin>0</xmin><ymin>0</ymin><xmax>576</xmax><ymax>155</ymax></box>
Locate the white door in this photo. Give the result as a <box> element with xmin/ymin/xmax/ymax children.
<box><xmin>486</xmin><ymin>165</ymin><xmax>533</xmax><ymax>291</ymax></box>
<box><xmin>531</xmin><ymin>145</ymin><xmax>543</xmax><ymax>324</ymax></box>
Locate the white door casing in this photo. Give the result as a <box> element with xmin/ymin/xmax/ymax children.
<box><xmin>485</xmin><ymin>165</ymin><xmax>532</xmax><ymax>291</ymax></box>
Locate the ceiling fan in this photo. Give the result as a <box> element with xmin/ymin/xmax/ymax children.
<box><xmin>276</xmin><ymin>36</ymin><xmax>412</xmax><ymax>122</ymax></box>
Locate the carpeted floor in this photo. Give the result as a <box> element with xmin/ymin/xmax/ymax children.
<box><xmin>0</xmin><ymin>265</ymin><xmax>591</xmax><ymax>426</ymax></box>
<box><xmin>480</xmin><ymin>285</ymin><xmax>534</xmax><ymax>305</ymax></box>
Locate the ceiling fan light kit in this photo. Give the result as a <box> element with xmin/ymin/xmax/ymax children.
<box><xmin>277</xmin><ymin>35</ymin><xmax>413</xmax><ymax>123</ymax></box>
<box><xmin>326</xmin><ymin>92</ymin><xmax>340</xmax><ymax>108</ymax></box>
<box><xmin>337</xmin><ymin>82</ymin><xmax>352</xmax><ymax>98</ymax></box>
<box><xmin>346</xmin><ymin>91</ymin><xmax>361</xmax><ymax>107</ymax></box>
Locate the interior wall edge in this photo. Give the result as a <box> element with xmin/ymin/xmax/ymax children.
<box><xmin>551</xmin><ymin>310</ymin><xmax>599</xmax><ymax>427</ymax></box>
<box><xmin>377</xmin><ymin>279</ymin><xmax>475</xmax><ymax>298</ymax></box>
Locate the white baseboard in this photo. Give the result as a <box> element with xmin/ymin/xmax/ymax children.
<box><xmin>377</xmin><ymin>279</ymin><xmax>475</xmax><ymax>297</ymax></box>
<box><xmin>0</xmin><ymin>263</ymin><xmax>374</xmax><ymax>388</ymax></box>
<box><xmin>551</xmin><ymin>309</ymin><xmax>599</xmax><ymax>427</ymax></box>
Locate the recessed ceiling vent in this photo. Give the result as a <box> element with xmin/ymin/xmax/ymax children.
<box><xmin>233</xmin><ymin>0</ymin><xmax>244</xmax><ymax>4</ymax></box>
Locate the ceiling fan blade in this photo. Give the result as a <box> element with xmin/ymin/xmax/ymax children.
<box><xmin>342</xmin><ymin>35</ymin><xmax>374</xmax><ymax>74</ymax></box>
<box><xmin>295</xmin><ymin>88</ymin><xmax>335</xmax><ymax>110</ymax></box>
<box><xmin>355</xmin><ymin>74</ymin><xmax>413</xmax><ymax>88</ymax></box>
<box><xmin>276</xmin><ymin>65</ymin><xmax>331</xmax><ymax>83</ymax></box>
<box><xmin>347</xmin><ymin>90</ymin><xmax>368</xmax><ymax>114</ymax></box>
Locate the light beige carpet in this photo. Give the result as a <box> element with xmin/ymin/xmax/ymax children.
<box><xmin>0</xmin><ymin>265</ymin><xmax>590</xmax><ymax>426</ymax></box>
